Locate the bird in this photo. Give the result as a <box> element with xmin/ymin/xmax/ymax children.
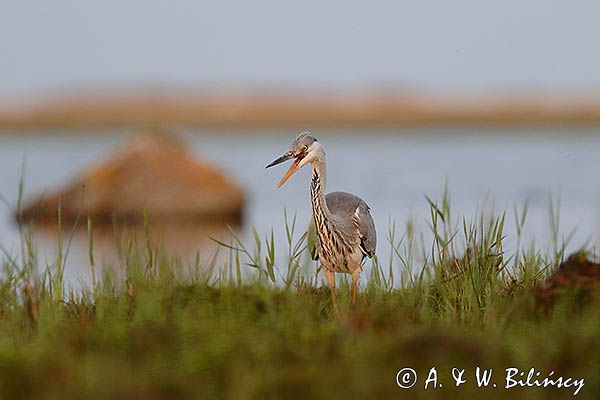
<box><xmin>266</xmin><ymin>132</ymin><xmax>376</xmax><ymax>310</ymax></box>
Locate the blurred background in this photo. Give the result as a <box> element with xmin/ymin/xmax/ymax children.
<box><xmin>1</xmin><ymin>1</ymin><xmax>600</xmax><ymax>285</ymax></box>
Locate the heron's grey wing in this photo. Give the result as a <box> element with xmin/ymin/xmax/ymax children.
<box><xmin>356</xmin><ymin>205</ymin><xmax>376</xmax><ymax>258</ymax></box>
<box><xmin>307</xmin><ymin>217</ymin><xmax>319</xmax><ymax>261</ymax></box>
<box><xmin>325</xmin><ymin>191</ymin><xmax>377</xmax><ymax>258</ymax></box>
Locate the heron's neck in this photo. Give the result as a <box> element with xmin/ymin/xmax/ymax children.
<box><xmin>310</xmin><ymin>156</ymin><xmax>332</xmax><ymax>221</ymax></box>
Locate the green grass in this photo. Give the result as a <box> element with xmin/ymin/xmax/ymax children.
<box><xmin>0</xmin><ymin>189</ymin><xmax>598</xmax><ymax>399</ymax></box>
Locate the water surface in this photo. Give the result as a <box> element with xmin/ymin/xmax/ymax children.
<box><xmin>1</xmin><ymin>128</ymin><xmax>599</xmax><ymax>285</ymax></box>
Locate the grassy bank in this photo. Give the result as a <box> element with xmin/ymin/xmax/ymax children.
<box><xmin>0</xmin><ymin>195</ymin><xmax>598</xmax><ymax>399</ymax></box>
<box><xmin>3</xmin><ymin>90</ymin><xmax>600</xmax><ymax>130</ymax></box>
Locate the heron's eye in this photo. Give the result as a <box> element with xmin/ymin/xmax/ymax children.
<box><xmin>301</xmin><ymin>145</ymin><xmax>308</xmax><ymax>152</ymax></box>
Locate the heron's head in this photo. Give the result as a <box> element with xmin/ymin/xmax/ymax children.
<box><xmin>265</xmin><ymin>131</ymin><xmax>322</xmax><ymax>188</ymax></box>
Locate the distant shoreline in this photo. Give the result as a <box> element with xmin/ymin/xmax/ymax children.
<box><xmin>2</xmin><ymin>90</ymin><xmax>600</xmax><ymax>130</ymax></box>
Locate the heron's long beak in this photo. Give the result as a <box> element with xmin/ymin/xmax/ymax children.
<box><xmin>265</xmin><ymin>152</ymin><xmax>293</xmax><ymax>169</ymax></box>
<box><xmin>266</xmin><ymin>152</ymin><xmax>303</xmax><ymax>189</ymax></box>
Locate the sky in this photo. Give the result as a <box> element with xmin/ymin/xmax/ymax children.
<box><xmin>2</xmin><ymin>1</ymin><xmax>600</xmax><ymax>97</ymax></box>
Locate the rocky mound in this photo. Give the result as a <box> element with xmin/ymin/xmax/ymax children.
<box><xmin>19</xmin><ymin>130</ymin><xmax>245</xmax><ymax>225</ymax></box>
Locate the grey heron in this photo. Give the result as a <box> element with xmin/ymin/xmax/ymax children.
<box><xmin>266</xmin><ymin>132</ymin><xmax>377</xmax><ymax>309</ymax></box>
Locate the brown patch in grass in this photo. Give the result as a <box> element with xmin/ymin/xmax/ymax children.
<box><xmin>535</xmin><ymin>252</ymin><xmax>600</xmax><ymax>309</ymax></box>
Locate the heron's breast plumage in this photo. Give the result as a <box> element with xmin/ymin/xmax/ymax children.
<box><xmin>310</xmin><ymin>171</ymin><xmax>363</xmax><ymax>274</ymax></box>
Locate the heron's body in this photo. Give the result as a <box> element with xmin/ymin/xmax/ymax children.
<box><xmin>307</xmin><ymin>191</ymin><xmax>376</xmax><ymax>274</ymax></box>
<box><xmin>266</xmin><ymin>132</ymin><xmax>377</xmax><ymax>309</ymax></box>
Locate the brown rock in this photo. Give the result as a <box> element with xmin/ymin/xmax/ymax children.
<box><xmin>19</xmin><ymin>129</ymin><xmax>245</xmax><ymax>225</ymax></box>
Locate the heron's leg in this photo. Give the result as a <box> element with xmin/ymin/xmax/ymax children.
<box><xmin>324</xmin><ymin>269</ymin><xmax>339</xmax><ymax>313</ymax></box>
<box><xmin>351</xmin><ymin>269</ymin><xmax>360</xmax><ymax>306</ymax></box>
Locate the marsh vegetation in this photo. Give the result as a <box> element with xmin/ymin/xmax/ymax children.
<box><xmin>0</xmin><ymin>188</ymin><xmax>598</xmax><ymax>399</ymax></box>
